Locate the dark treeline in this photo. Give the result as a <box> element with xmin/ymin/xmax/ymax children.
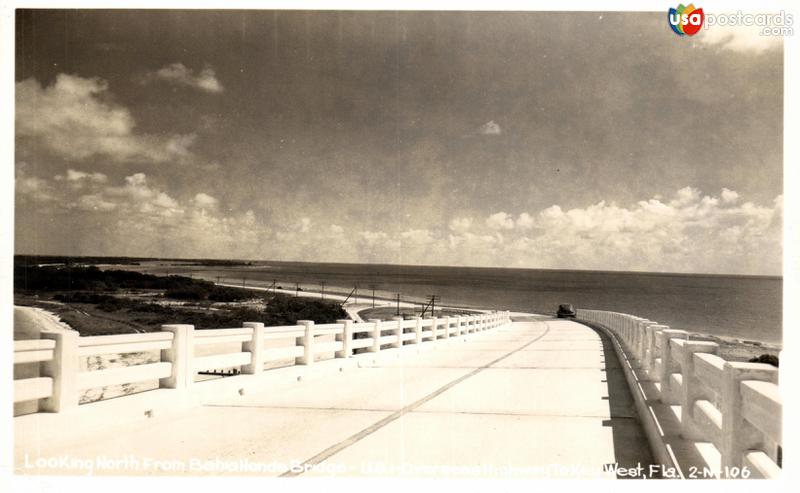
<box><xmin>14</xmin><ymin>254</ymin><xmax>251</xmax><ymax>268</ymax></box>
<box><xmin>14</xmin><ymin>264</ymin><xmax>232</xmax><ymax>295</ymax></box>
<box><xmin>14</xmin><ymin>265</ymin><xmax>347</xmax><ymax>331</ymax></box>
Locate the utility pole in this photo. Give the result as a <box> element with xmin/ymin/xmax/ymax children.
<box><xmin>216</xmin><ymin>276</ymin><xmax>221</xmax><ymax>284</ymax></box>
<box><xmin>295</xmin><ymin>282</ymin><xmax>299</xmax><ymax>297</ymax></box>
<box><xmin>320</xmin><ymin>281</ymin><xmax>326</xmax><ymax>300</ymax></box>
<box><xmin>354</xmin><ymin>285</ymin><xmax>358</xmax><ymax>304</ymax></box>
<box><xmin>372</xmin><ymin>287</ymin><xmax>376</xmax><ymax>308</ymax></box>
<box><xmin>242</xmin><ymin>278</ymin><xmax>246</xmax><ymax>288</ymax></box>
<box><xmin>425</xmin><ymin>295</ymin><xmax>440</xmax><ymax>317</ymax></box>
<box><xmin>396</xmin><ymin>293</ymin><xmax>401</xmax><ymax>316</ymax></box>
<box><xmin>341</xmin><ymin>286</ymin><xmax>356</xmax><ymax>305</ymax></box>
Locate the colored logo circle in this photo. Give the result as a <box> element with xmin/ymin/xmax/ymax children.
<box><xmin>668</xmin><ymin>4</ymin><xmax>705</xmax><ymax>36</ymax></box>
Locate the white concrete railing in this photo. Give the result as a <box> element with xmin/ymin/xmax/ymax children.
<box><xmin>13</xmin><ymin>311</ymin><xmax>510</xmax><ymax>414</ymax></box>
<box><xmin>577</xmin><ymin>309</ymin><xmax>781</xmax><ymax>479</ymax></box>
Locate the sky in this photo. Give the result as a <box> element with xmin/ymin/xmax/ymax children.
<box><xmin>14</xmin><ymin>10</ymin><xmax>784</xmax><ymax>275</ymax></box>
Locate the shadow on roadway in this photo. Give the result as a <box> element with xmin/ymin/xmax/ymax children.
<box><xmin>582</xmin><ymin>321</ymin><xmax>660</xmax><ymax>479</ymax></box>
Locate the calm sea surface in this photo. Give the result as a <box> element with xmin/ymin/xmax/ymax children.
<box><xmin>136</xmin><ymin>261</ymin><xmax>783</xmax><ymax>345</ymax></box>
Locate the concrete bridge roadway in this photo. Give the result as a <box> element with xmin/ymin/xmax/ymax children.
<box><xmin>16</xmin><ymin>318</ymin><xmax>655</xmax><ymax>478</ymax></box>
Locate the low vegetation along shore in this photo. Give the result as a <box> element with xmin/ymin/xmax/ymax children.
<box><xmin>14</xmin><ymin>263</ymin><xmax>347</xmax><ymax>336</ymax></box>
<box><xmin>13</xmin><ymin>263</ymin><xmax>351</xmax><ymax>406</ymax></box>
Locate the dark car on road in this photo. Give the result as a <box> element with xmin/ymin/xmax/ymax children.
<box><xmin>556</xmin><ymin>304</ymin><xmax>576</xmax><ymax>318</ymax></box>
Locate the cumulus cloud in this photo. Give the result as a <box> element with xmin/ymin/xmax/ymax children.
<box><xmin>16</xmin><ymin>171</ymin><xmax>56</xmax><ymax>204</ymax></box>
<box><xmin>516</xmin><ymin>212</ymin><xmax>534</xmax><ymax>230</ymax></box>
<box><xmin>328</xmin><ymin>187</ymin><xmax>780</xmax><ymax>274</ymax></box>
<box><xmin>448</xmin><ymin>217</ymin><xmax>473</xmax><ymax>234</ymax></box>
<box><xmin>15</xmin><ymin>175</ymin><xmax>782</xmax><ymax>275</ymax></box>
<box><xmin>81</xmin><ymin>172</ymin><xmax>182</xmax><ymax>215</ymax></box>
<box><xmin>477</xmin><ymin>120</ymin><xmax>502</xmax><ymax>135</ymax></box>
<box><xmin>193</xmin><ymin>193</ymin><xmax>218</xmax><ymax>209</ymax></box>
<box><xmin>16</xmin><ymin>169</ymin><xmax>267</xmax><ymax>258</ymax></box>
<box><xmin>143</xmin><ymin>63</ymin><xmax>224</xmax><ymax>93</ymax></box>
<box><xmin>522</xmin><ymin>187</ymin><xmax>782</xmax><ymax>274</ymax></box>
<box><xmin>355</xmin><ymin>231</ymin><xmax>401</xmax><ymax>263</ymax></box>
<box><xmin>400</xmin><ymin>229</ymin><xmax>435</xmax><ymax>245</ymax></box>
<box><xmin>671</xmin><ymin>186</ymin><xmax>702</xmax><ymax>206</ymax></box>
<box><xmin>721</xmin><ymin>188</ymin><xmax>739</xmax><ymax>203</ymax></box>
<box><xmin>486</xmin><ymin>212</ymin><xmax>515</xmax><ymax>230</ymax></box>
<box><xmin>16</xmin><ymin>74</ymin><xmax>197</xmax><ymax>164</ymax></box>
<box><xmin>55</xmin><ymin>169</ymin><xmax>109</xmax><ymax>184</ymax></box>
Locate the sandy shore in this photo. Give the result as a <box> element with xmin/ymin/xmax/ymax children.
<box><xmin>14</xmin><ymin>305</ymin><xmax>74</xmax><ymax>339</ymax></box>
<box><xmin>687</xmin><ymin>331</ymin><xmax>781</xmax><ymax>362</ymax></box>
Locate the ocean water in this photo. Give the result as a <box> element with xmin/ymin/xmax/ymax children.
<box><xmin>135</xmin><ymin>261</ymin><xmax>783</xmax><ymax>345</ymax></box>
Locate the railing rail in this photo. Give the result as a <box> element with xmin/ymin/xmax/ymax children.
<box><xmin>13</xmin><ymin>310</ymin><xmax>511</xmax><ymax>415</ymax></box>
<box><xmin>576</xmin><ymin>308</ymin><xmax>781</xmax><ymax>479</ymax></box>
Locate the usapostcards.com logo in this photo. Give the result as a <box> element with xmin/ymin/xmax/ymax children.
<box><xmin>668</xmin><ymin>4</ymin><xmax>705</xmax><ymax>36</ymax></box>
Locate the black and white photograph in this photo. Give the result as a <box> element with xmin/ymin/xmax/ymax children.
<box><xmin>2</xmin><ymin>0</ymin><xmax>797</xmax><ymax>487</ymax></box>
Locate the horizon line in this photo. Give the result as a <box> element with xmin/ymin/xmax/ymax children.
<box><xmin>12</xmin><ymin>253</ymin><xmax>784</xmax><ymax>280</ymax></box>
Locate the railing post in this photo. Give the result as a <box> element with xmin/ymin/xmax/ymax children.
<box><xmin>638</xmin><ymin>319</ymin><xmax>653</xmax><ymax>362</ymax></box>
<box><xmin>391</xmin><ymin>317</ymin><xmax>403</xmax><ymax>348</ymax></box>
<box><xmin>657</xmin><ymin>328</ymin><xmax>688</xmax><ymax>402</ymax></box>
<box><xmin>720</xmin><ymin>362</ymin><xmax>779</xmax><ymax>473</ymax></box>
<box><xmin>675</xmin><ymin>340</ymin><xmax>720</xmax><ymax>440</ymax></box>
<box><xmin>631</xmin><ymin>317</ymin><xmax>641</xmax><ymax>356</ymax></box>
<box><xmin>622</xmin><ymin>316</ymin><xmax>630</xmax><ymax>345</ymax></box>
<box><xmin>368</xmin><ymin>319</ymin><xmax>382</xmax><ymax>352</ymax></box>
<box><xmin>430</xmin><ymin>316</ymin><xmax>439</xmax><ymax>340</ymax></box>
<box><xmin>455</xmin><ymin>316</ymin><xmax>463</xmax><ymax>336</ymax></box>
<box><xmin>628</xmin><ymin>317</ymin><xmax>636</xmax><ymax>347</ymax></box>
<box><xmin>335</xmin><ymin>319</ymin><xmax>353</xmax><ymax>358</ymax></box>
<box><xmin>642</xmin><ymin>322</ymin><xmax>659</xmax><ymax>372</ymax></box>
<box><xmin>443</xmin><ymin>316</ymin><xmax>451</xmax><ymax>339</ymax></box>
<box><xmin>296</xmin><ymin>320</ymin><xmax>315</xmax><ymax>365</ymax></box>
<box><xmin>414</xmin><ymin>317</ymin><xmax>423</xmax><ymax>345</ymax></box>
<box><xmin>242</xmin><ymin>322</ymin><xmax>264</xmax><ymax>374</ymax></box>
<box><xmin>39</xmin><ymin>330</ymin><xmax>79</xmax><ymax>412</ymax></box>
<box><xmin>159</xmin><ymin>324</ymin><xmax>194</xmax><ymax>389</ymax></box>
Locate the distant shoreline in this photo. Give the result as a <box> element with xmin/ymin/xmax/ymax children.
<box><xmin>20</xmin><ymin>260</ymin><xmax>781</xmax><ymax>355</ymax></box>
<box><xmin>217</xmin><ymin>280</ymin><xmax>782</xmax><ymax>358</ymax></box>
<box><xmin>14</xmin><ymin>254</ymin><xmax>782</xmax><ymax>280</ymax></box>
